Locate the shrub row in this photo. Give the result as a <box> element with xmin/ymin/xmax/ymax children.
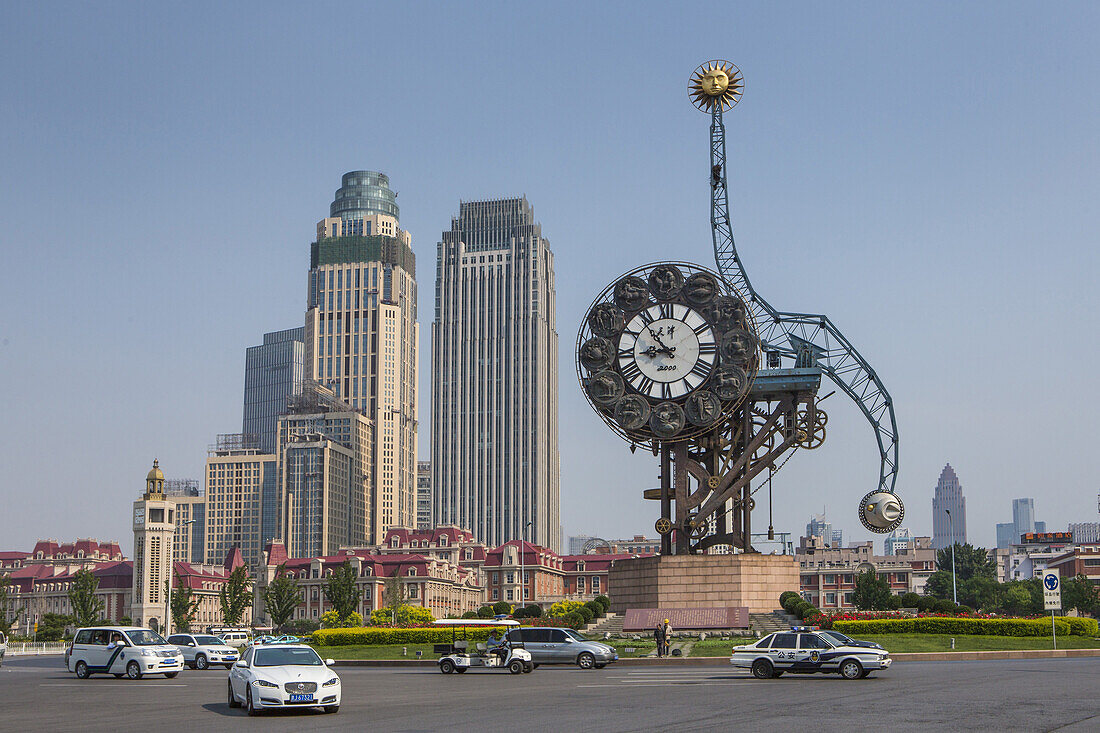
<box><xmin>1062</xmin><ymin>617</ymin><xmax>1099</xmax><ymax>637</ymax></box>
<box><xmin>313</xmin><ymin>626</ymin><xmax>494</xmax><ymax>646</ymax></box>
<box><xmin>833</xmin><ymin>617</ymin><xmax>1072</xmax><ymax>637</ymax></box>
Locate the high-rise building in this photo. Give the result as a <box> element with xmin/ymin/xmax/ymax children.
<box><xmin>884</xmin><ymin>527</ymin><xmax>912</xmax><ymax>555</ymax></box>
<box><xmin>431</xmin><ymin>197</ymin><xmax>560</xmax><ymax>551</ymax></box>
<box><xmin>932</xmin><ymin>463</ymin><xmax>966</xmax><ymax>550</ymax></box>
<box><xmin>243</xmin><ymin>327</ymin><xmax>305</xmax><ymax>454</ymax></box>
<box><xmin>1069</xmin><ymin>522</ymin><xmax>1100</xmax><ymax>544</ymax></box>
<box><xmin>131</xmin><ymin>460</ymin><xmax>175</xmax><ymax>633</ymax></box>
<box><xmin>806</xmin><ymin>514</ymin><xmax>834</xmax><ymax>545</ymax></box>
<box><xmin>1012</xmin><ymin>498</ymin><xmax>1036</xmax><ymax>537</ymax></box>
<box><xmin>202</xmin><ymin>434</ymin><xmax>277</xmax><ymax>571</ymax></box>
<box><xmin>305</xmin><ymin>171</ymin><xmax>418</xmax><ymax>535</ymax></box>
<box><xmin>278</xmin><ymin>386</ymin><xmax>374</xmax><ymax>554</ymax></box>
<box><xmin>996</xmin><ymin>522</ymin><xmax>1017</xmax><ymax>549</ymax></box>
<box><xmin>830</xmin><ymin>529</ymin><xmax>844</xmax><ymax>548</ymax></box>
<box><xmin>165</xmin><ymin>479</ymin><xmax>205</xmax><ymax>564</ymax></box>
<box><xmin>416</xmin><ymin>461</ymin><xmax>432</xmax><ymax>530</ymax></box>
<box><xmin>1034</xmin><ymin>521</ymin><xmax>1047</xmax><ymax>534</ymax></box>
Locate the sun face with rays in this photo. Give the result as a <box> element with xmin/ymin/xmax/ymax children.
<box><xmin>689</xmin><ymin>60</ymin><xmax>744</xmax><ymax>112</ymax></box>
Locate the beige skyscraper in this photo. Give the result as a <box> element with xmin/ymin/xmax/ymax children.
<box><xmin>304</xmin><ymin>171</ymin><xmax>418</xmax><ymax>540</ymax></box>
<box><xmin>431</xmin><ymin>197</ymin><xmax>560</xmax><ymax>553</ymax></box>
<box><xmin>131</xmin><ymin>460</ymin><xmax>176</xmax><ymax>633</ymax></box>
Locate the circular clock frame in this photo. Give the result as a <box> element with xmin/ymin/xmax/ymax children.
<box><xmin>577</xmin><ymin>262</ymin><xmax>760</xmax><ymax>444</ymax></box>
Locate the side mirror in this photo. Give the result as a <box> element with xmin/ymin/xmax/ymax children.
<box><xmin>235</xmin><ymin>660</ymin><xmax>247</xmax><ymax>668</ymax></box>
<box><xmin>188</xmin><ymin>642</ymin><xmax>196</xmax><ymax>647</ymax></box>
<box><xmin>325</xmin><ymin>658</ymin><xmax>335</xmax><ymax>667</ymax></box>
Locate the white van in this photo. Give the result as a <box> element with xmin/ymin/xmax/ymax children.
<box><xmin>66</xmin><ymin>626</ymin><xmax>184</xmax><ymax>679</ymax></box>
<box><xmin>208</xmin><ymin>627</ymin><xmax>252</xmax><ymax>649</ymax></box>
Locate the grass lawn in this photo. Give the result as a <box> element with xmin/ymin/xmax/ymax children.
<box><xmin>850</xmin><ymin>634</ymin><xmax>1100</xmax><ymax>653</ymax></box>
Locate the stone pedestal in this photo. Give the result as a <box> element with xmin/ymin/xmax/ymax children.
<box><xmin>609</xmin><ymin>553</ymin><xmax>798</xmax><ymax>615</ymax></box>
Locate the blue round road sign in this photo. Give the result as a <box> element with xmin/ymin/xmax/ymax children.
<box><xmin>1044</xmin><ymin>574</ymin><xmax>1059</xmax><ymax>591</ymax></box>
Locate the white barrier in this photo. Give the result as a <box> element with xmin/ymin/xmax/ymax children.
<box><xmin>8</xmin><ymin>642</ymin><xmax>67</xmax><ymax>656</ymax></box>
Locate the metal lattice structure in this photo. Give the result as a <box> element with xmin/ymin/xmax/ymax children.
<box><xmin>707</xmin><ymin>102</ymin><xmax>900</xmax><ymax>505</ymax></box>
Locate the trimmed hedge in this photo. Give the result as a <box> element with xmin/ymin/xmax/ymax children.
<box><xmin>313</xmin><ymin>627</ymin><xmax>494</xmax><ymax>646</ymax></box>
<box><xmin>1063</xmin><ymin>617</ymin><xmax>1099</xmax><ymax>636</ymax></box>
<box><xmin>834</xmin><ymin>617</ymin><xmax>1071</xmax><ymax>637</ymax></box>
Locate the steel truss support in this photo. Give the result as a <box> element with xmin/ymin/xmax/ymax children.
<box><xmin>709</xmin><ymin>106</ymin><xmax>899</xmax><ymax>498</ymax></box>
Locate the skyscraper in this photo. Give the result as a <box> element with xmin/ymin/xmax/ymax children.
<box><xmin>932</xmin><ymin>463</ymin><xmax>966</xmax><ymax>550</ymax></box>
<box><xmin>416</xmin><ymin>461</ymin><xmax>432</xmax><ymax>530</ymax></box>
<box><xmin>805</xmin><ymin>514</ymin><xmax>833</xmax><ymax>545</ymax></box>
<box><xmin>431</xmin><ymin>197</ymin><xmax>560</xmax><ymax>551</ymax></box>
<box><xmin>305</xmin><ymin>171</ymin><xmax>418</xmax><ymax>535</ymax></box>
<box><xmin>996</xmin><ymin>522</ymin><xmax>1017</xmax><ymax>549</ymax></box>
<box><xmin>202</xmin><ymin>434</ymin><xmax>277</xmax><ymax>570</ymax></box>
<box><xmin>1012</xmin><ymin>498</ymin><xmax>1036</xmax><ymax>537</ymax></box>
<box><xmin>243</xmin><ymin>327</ymin><xmax>305</xmax><ymax>454</ymax></box>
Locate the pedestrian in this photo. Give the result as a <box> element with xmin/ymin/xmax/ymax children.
<box><xmin>654</xmin><ymin>619</ymin><xmax>668</xmax><ymax>657</ymax></box>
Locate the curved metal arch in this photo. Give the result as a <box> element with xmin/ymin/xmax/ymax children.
<box><xmin>708</xmin><ymin>105</ymin><xmax>899</xmax><ymax>497</ymax></box>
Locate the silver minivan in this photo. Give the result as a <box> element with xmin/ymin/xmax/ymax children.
<box><xmin>506</xmin><ymin>627</ymin><xmax>618</xmax><ymax>669</ymax></box>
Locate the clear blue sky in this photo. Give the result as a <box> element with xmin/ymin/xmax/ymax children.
<box><xmin>1</xmin><ymin>1</ymin><xmax>1097</xmax><ymax>555</ymax></box>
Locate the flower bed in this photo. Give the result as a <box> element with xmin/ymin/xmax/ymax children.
<box><xmin>834</xmin><ymin>617</ymin><xmax>1073</xmax><ymax>637</ymax></box>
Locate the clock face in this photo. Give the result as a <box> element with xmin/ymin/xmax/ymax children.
<box><xmin>134</xmin><ymin>507</ymin><xmax>145</xmax><ymax>526</ymax></box>
<box><xmin>618</xmin><ymin>304</ymin><xmax>717</xmax><ymax>399</ymax></box>
<box><xmin>577</xmin><ymin>262</ymin><xmax>759</xmax><ymax>443</ymax></box>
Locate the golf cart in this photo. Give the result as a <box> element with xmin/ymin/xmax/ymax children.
<box><xmin>434</xmin><ymin>619</ymin><xmax>534</xmax><ymax>674</ymax></box>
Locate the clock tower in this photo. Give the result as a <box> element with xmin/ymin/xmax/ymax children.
<box><xmin>131</xmin><ymin>460</ymin><xmax>176</xmax><ymax>632</ymax></box>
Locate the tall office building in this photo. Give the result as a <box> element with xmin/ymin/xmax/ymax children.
<box><xmin>243</xmin><ymin>327</ymin><xmax>305</xmax><ymax>453</ymax></box>
<box><xmin>1012</xmin><ymin>498</ymin><xmax>1036</xmax><ymax>537</ymax></box>
<box><xmin>932</xmin><ymin>463</ymin><xmax>966</xmax><ymax>550</ymax></box>
<box><xmin>805</xmin><ymin>514</ymin><xmax>834</xmax><ymax>545</ymax></box>
<box><xmin>416</xmin><ymin>461</ymin><xmax>432</xmax><ymax>530</ymax></box>
<box><xmin>278</xmin><ymin>385</ymin><xmax>374</xmax><ymax>554</ymax></box>
<box><xmin>203</xmin><ymin>434</ymin><xmax>277</xmax><ymax>570</ymax></box>
<box><xmin>166</xmin><ymin>479</ymin><xmax>206</xmax><ymax>565</ymax></box>
<box><xmin>305</xmin><ymin>171</ymin><xmax>418</xmax><ymax>535</ymax></box>
<box><xmin>1069</xmin><ymin>522</ymin><xmax>1100</xmax><ymax>544</ymax></box>
<box><xmin>884</xmin><ymin>527</ymin><xmax>912</xmax><ymax>555</ymax></box>
<box><xmin>996</xmin><ymin>522</ymin><xmax>1017</xmax><ymax>549</ymax></box>
<box><xmin>431</xmin><ymin>197</ymin><xmax>560</xmax><ymax>551</ymax></box>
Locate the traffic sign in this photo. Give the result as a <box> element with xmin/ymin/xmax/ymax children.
<box><xmin>1043</xmin><ymin>569</ymin><xmax>1061</xmax><ymax>611</ymax></box>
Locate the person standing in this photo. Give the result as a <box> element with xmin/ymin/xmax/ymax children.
<box><xmin>654</xmin><ymin>619</ymin><xmax>670</xmax><ymax>657</ymax></box>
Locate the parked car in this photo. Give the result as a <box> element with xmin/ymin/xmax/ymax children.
<box><xmin>67</xmin><ymin>626</ymin><xmax>184</xmax><ymax>680</ymax></box>
<box><xmin>207</xmin><ymin>627</ymin><xmax>252</xmax><ymax>649</ymax></box>
<box><xmin>505</xmin><ymin>627</ymin><xmax>618</xmax><ymax>669</ymax></box>
<box><xmin>168</xmin><ymin>633</ymin><xmax>240</xmax><ymax>670</ymax></box>
<box><xmin>228</xmin><ymin>644</ymin><xmax>340</xmax><ymax>715</ymax></box>
<box><xmin>0</xmin><ymin>631</ymin><xmax>6</xmax><ymax>667</ymax></box>
<box><xmin>730</xmin><ymin>627</ymin><xmax>892</xmax><ymax>680</ymax></box>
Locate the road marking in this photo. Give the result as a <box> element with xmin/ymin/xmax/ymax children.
<box><xmin>577</xmin><ymin>682</ymin><xmax>751</xmax><ymax>688</ymax></box>
<box><xmin>40</xmin><ymin>683</ymin><xmax>189</xmax><ymax>687</ymax></box>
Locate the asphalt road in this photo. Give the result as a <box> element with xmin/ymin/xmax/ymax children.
<box><xmin>2</xmin><ymin>655</ymin><xmax>1097</xmax><ymax>732</ymax></box>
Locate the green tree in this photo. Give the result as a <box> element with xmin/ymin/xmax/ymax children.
<box><xmin>169</xmin><ymin>570</ymin><xmax>201</xmax><ymax>632</ymax></box>
<box><xmin>935</xmin><ymin>543</ymin><xmax>996</xmax><ymax>582</ymax></box>
<box><xmin>68</xmin><ymin>568</ymin><xmax>105</xmax><ymax>627</ymax></box>
<box><xmin>0</xmin><ymin>577</ymin><xmax>23</xmax><ymax>635</ymax></box>
<box><xmin>852</xmin><ymin>569</ymin><xmax>892</xmax><ymax>610</ymax></box>
<box><xmin>1062</xmin><ymin>574</ymin><xmax>1099</xmax><ymax>616</ymax></box>
<box><xmin>324</xmin><ymin>561</ymin><xmax>362</xmax><ymax>623</ymax></box>
<box><xmin>958</xmin><ymin>575</ymin><xmax>1002</xmax><ymax>611</ymax></box>
<box><xmin>261</xmin><ymin>564</ymin><xmax>302</xmax><ymax>630</ymax></box>
<box><xmin>322</xmin><ymin>610</ymin><xmax>364</xmax><ymax>628</ymax></box>
<box><xmin>381</xmin><ymin>569</ymin><xmax>408</xmax><ymax>620</ymax></box>
<box><xmin>492</xmin><ymin>600</ymin><xmax>512</xmax><ymax>616</ymax></box>
<box><xmin>37</xmin><ymin>613</ymin><xmax>72</xmax><ymax>641</ymax></box>
<box><xmin>218</xmin><ymin>565</ymin><xmax>252</xmax><ymax>626</ymax></box>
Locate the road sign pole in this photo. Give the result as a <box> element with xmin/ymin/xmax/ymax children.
<box><xmin>1051</xmin><ymin>611</ymin><xmax>1057</xmax><ymax>651</ymax></box>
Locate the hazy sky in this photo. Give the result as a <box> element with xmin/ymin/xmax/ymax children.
<box><xmin>2</xmin><ymin>2</ymin><xmax>1097</xmax><ymax>556</ymax></box>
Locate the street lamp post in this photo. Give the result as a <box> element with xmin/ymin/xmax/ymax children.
<box><xmin>945</xmin><ymin>509</ymin><xmax>957</xmax><ymax>605</ymax></box>
<box><xmin>167</xmin><ymin>518</ymin><xmax>196</xmax><ymax>635</ymax></box>
<box><xmin>519</xmin><ymin>521</ymin><xmax>532</xmax><ymax>610</ymax></box>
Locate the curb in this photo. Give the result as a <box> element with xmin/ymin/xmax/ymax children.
<box><xmin>330</xmin><ymin>648</ymin><xmax>1100</xmax><ymax>667</ymax></box>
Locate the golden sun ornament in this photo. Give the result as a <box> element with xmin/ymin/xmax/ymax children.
<box><xmin>689</xmin><ymin>60</ymin><xmax>743</xmax><ymax>112</ymax></box>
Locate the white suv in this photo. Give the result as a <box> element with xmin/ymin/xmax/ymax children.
<box><xmin>0</xmin><ymin>631</ymin><xmax>6</xmax><ymax>667</ymax></box>
<box><xmin>67</xmin><ymin>626</ymin><xmax>184</xmax><ymax>680</ymax></box>
<box><xmin>168</xmin><ymin>633</ymin><xmax>240</xmax><ymax>670</ymax></box>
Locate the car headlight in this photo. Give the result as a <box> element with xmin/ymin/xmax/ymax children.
<box><xmin>139</xmin><ymin>649</ymin><xmax>155</xmax><ymax>657</ymax></box>
<box><xmin>323</xmin><ymin>677</ymin><xmax>339</xmax><ymax>687</ymax></box>
<box><xmin>254</xmin><ymin>679</ymin><xmax>279</xmax><ymax>688</ymax></box>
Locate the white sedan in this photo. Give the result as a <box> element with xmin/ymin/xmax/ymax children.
<box><xmin>228</xmin><ymin>644</ymin><xmax>341</xmax><ymax>715</ymax></box>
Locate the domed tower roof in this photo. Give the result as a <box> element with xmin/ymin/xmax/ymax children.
<box><xmin>147</xmin><ymin>459</ymin><xmax>165</xmax><ymax>482</ymax></box>
<box><xmin>144</xmin><ymin>459</ymin><xmax>166</xmax><ymax>499</ymax></box>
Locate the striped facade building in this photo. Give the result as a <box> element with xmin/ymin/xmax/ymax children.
<box><xmin>431</xmin><ymin>197</ymin><xmax>560</xmax><ymax>551</ymax></box>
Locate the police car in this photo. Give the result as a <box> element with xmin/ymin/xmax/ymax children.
<box><xmin>730</xmin><ymin>626</ymin><xmax>892</xmax><ymax>680</ymax></box>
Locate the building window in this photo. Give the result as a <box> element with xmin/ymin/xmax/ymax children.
<box><xmin>592</xmin><ymin>576</ymin><xmax>600</xmax><ymax>591</ymax></box>
<box><xmin>823</xmin><ymin>574</ymin><xmax>835</xmax><ymax>584</ymax></box>
<box><xmin>505</xmin><ymin>590</ymin><xmax>513</xmax><ymax>601</ymax></box>
<box><xmin>492</xmin><ymin>589</ymin><xmax>499</xmax><ymax>600</ymax></box>
<box><xmin>825</xmin><ymin>592</ymin><xmax>837</xmax><ymax>605</ymax></box>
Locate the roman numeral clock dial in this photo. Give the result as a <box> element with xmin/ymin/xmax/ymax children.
<box><xmin>578</xmin><ymin>262</ymin><xmax>758</xmax><ymax>443</ymax></box>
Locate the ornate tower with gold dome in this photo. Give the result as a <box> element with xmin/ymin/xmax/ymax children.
<box><xmin>131</xmin><ymin>460</ymin><xmax>177</xmax><ymax>632</ymax></box>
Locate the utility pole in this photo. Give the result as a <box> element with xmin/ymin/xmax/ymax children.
<box><xmin>945</xmin><ymin>509</ymin><xmax>957</xmax><ymax>605</ymax></box>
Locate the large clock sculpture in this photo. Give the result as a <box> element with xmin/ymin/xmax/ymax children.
<box><xmin>576</xmin><ymin>61</ymin><xmax>905</xmax><ymax>556</ymax></box>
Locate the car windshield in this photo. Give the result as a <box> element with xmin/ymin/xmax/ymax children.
<box><xmin>254</xmin><ymin>647</ymin><xmax>323</xmax><ymax>667</ymax></box>
<box><xmin>127</xmin><ymin>630</ymin><xmax>168</xmax><ymax>646</ymax></box>
<box><xmin>823</xmin><ymin>631</ymin><xmax>852</xmax><ymax>643</ymax></box>
<box><xmin>562</xmin><ymin>629</ymin><xmax>586</xmax><ymax>642</ymax></box>
<box><xmin>195</xmin><ymin>635</ymin><xmax>225</xmax><ymax>645</ymax></box>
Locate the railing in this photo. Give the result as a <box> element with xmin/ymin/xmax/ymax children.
<box><xmin>8</xmin><ymin>642</ymin><xmax>67</xmax><ymax>656</ymax></box>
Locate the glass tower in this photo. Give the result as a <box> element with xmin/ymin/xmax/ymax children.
<box><xmin>243</xmin><ymin>327</ymin><xmax>305</xmax><ymax>454</ymax></box>
<box><xmin>931</xmin><ymin>463</ymin><xmax>967</xmax><ymax>550</ymax></box>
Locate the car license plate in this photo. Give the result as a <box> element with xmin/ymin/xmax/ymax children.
<box><xmin>290</xmin><ymin>694</ymin><xmax>314</xmax><ymax>703</ymax></box>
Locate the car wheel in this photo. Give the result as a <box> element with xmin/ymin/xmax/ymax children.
<box><xmin>577</xmin><ymin>652</ymin><xmax>595</xmax><ymax>670</ymax></box>
<box><xmin>228</xmin><ymin>681</ymin><xmax>240</xmax><ymax>708</ymax></box>
<box><xmin>323</xmin><ymin>705</ymin><xmax>340</xmax><ymax>714</ymax></box>
<box><xmin>224</xmin><ymin>664</ymin><xmax>233</xmax><ymax>670</ymax></box>
<box><xmin>860</xmin><ymin>670</ymin><xmax>872</xmax><ymax>679</ymax></box>
<box><xmin>164</xmin><ymin>672</ymin><xmax>179</xmax><ymax>679</ymax></box>
<box><xmin>509</xmin><ymin>660</ymin><xmax>524</xmax><ymax>674</ymax></box>
<box><xmin>195</xmin><ymin>654</ymin><xmax>208</xmax><ymax>670</ymax></box>
<box><xmin>126</xmin><ymin>661</ymin><xmax>142</xmax><ymax>680</ymax></box>
<box><xmin>523</xmin><ymin>663</ymin><xmax>533</xmax><ymax>673</ymax></box>
<box><xmin>75</xmin><ymin>661</ymin><xmax>90</xmax><ymax>679</ymax></box>
<box><xmin>840</xmin><ymin>659</ymin><xmax>864</xmax><ymax>680</ymax></box>
<box><xmin>771</xmin><ymin>670</ymin><xmax>784</xmax><ymax>678</ymax></box>
<box><xmin>594</xmin><ymin>663</ymin><xmax>606</xmax><ymax>669</ymax></box>
<box><xmin>751</xmin><ymin>659</ymin><xmax>774</xmax><ymax>680</ymax></box>
<box><xmin>440</xmin><ymin>659</ymin><xmax>455</xmax><ymax>674</ymax></box>
<box><xmin>246</xmin><ymin>687</ymin><xmax>261</xmax><ymax>716</ymax></box>
<box><xmin>455</xmin><ymin>667</ymin><xmax>467</xmax><ymax>673</ymax></box>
